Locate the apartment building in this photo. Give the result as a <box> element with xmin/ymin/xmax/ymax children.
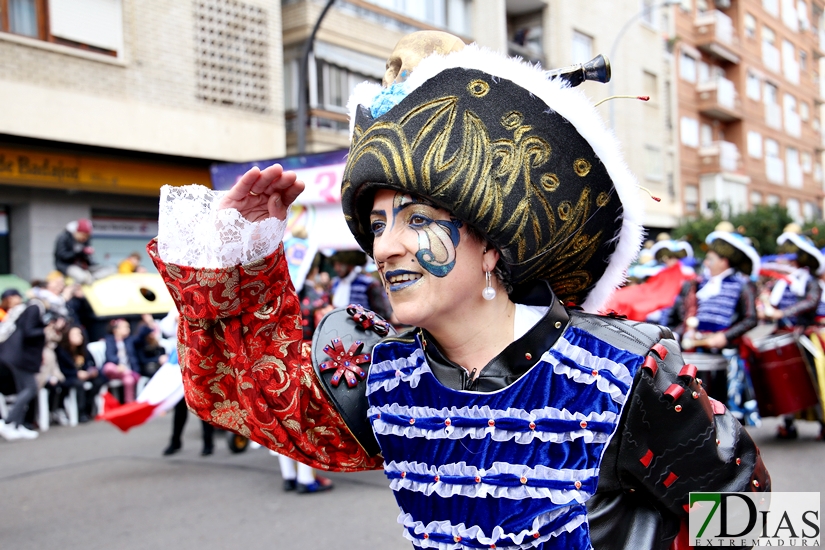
<box><xmin>673</xmin><ymin>0</ymin><xmax>825</xmax><ymax>223</ymax></box>
<box><xmin>0</xmin><ymin>0</ymin><xmax>286</xmax><ymax>278</ymax></box>
<box><xmin>284</xmin><ymin>0</ymin><xmax>678</xmax><ymax>230</ymax></box>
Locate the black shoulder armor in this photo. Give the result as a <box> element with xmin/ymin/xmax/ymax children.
<box><xmin>311</xmin><ymin>305</ymin><xmax>397</xmax><ymax>457</ymax></box>
<box><xmin>569</xmin><ymin>312</ymin><xmax>770</xmax><ymax>550</ymax></box>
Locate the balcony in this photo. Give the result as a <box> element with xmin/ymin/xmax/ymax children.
<box><xmin>766</xmin><ymin>156</ymin><xmax>785</xmax><ymax>184</ymax></box>
<box><xmin>695</xmin><ymin>10</ymin><xmax>740</xmax><ymax>64</ymax></box>
<box><xmin>697</xmin><ymin>78</ymin><xmax>742</xmax><ymax>121</ymax></box>
<box><xmin>698</xmin><ymin>141</ymin><xmax>743</xmax><ymax>174</ymax></box>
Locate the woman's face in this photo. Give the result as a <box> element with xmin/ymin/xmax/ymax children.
<box><xmin>114</xmin><ymin>320</ymin><xmax>130</xmax><ymax>339</ymax></box>
<box><xmin>68</xmin><ymin>327</ymin><xmax>84</xmax><ymax>347</ymax></box>
<box><xmin>370</xmin><ymin>189</ymin><xmax>489</xmax><ymax>329</ymax></box>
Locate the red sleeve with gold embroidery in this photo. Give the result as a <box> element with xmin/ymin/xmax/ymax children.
<box><xmin>147</xmin><ymin>238</ymin><xmax>382</xmax><ymax>472</ymax></box>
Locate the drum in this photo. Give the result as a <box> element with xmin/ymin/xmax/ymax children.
<box><xmin>745</xmin><ymin>332</ymin><xmax>820</xmax><ymax>417</ymax></box>
<box><xmin>681</xmin><ymin>352</ymin><xmax>728</xmax><ymax>372</ymax></box>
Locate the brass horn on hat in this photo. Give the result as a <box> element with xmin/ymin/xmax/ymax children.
<box><xmin>545</xmin><ymin>54</ymin><xmax>611</xmax><ymax>87</ymax></box>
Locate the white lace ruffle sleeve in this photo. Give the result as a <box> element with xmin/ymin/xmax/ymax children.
<box><xmin>157</xmin><ymin>184</ymin><xmax>288</xmax><ymax>269</ymax></box>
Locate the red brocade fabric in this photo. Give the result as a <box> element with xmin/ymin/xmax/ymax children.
<box><xmin>147</xmin><ymin>238</ymin><xmax>382</xmax><ymax>472</ymax></box>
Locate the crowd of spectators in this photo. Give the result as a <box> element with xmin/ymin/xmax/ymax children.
<box><xmin>0</xmin><ymin>218</ymin><xmax>167</xmax><ymax>441</ymax></box>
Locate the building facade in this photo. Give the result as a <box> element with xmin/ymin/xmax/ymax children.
<box><xmin>0</xmin><ymin>0</ymin><xmax>286</xmax><ymax>279</ymax></box>
<box><xmin>673</xmin><ymin>0</ymin><xmax>825</xmax><ymax>223</ymax></box>
<box><xmin>284</xmin><ymin>0</ymin><xmax>679</xmax><ymax>230</ymax></box>
<box><xmin>1</xmin><ymin>0</ymin><xmax>690</xmax><ymax>279</ymax></box>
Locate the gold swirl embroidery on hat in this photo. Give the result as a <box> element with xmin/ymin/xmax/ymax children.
<box><xmin>467</xmin><ymin>79</ymin><xmax>490</xmax><ymax>97</ymax></box>
<box><xmin>541</xmin><ymin>173</ymin><xmax>560</xmax><ymax>192</ymax></box>
<box><xmin>574</xmin><ymin>158</ymin><xmax>591</xmax><ymax>177</ymax></box>
<box><xmin>596</xmin><ymin>191</ymin><xmax>610</xmax><ymax>207</ymax></box>
<box><xmin>500</xmin><ymin>111</ymin><xmax>523</xmax><ymax>130</ymax></box>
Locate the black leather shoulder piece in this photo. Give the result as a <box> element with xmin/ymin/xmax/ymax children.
<box><xmin>615</xmin><ymin>340</ymin><xmax>769</xmax><ymax>520</ymax></box>
<box><xmin>570</xmin><ymin>313</ymin><xmax>770</xmax><ymax>550</ymax></box>
<box><xmin>568</xmin><ymin>310</ymin><xmax>673</xmax><ymax>355</ymax></box>
<box><xmin>311</xmin><ymin>306</ymin><xmax>397</xmax><ymax>457</ymax></box>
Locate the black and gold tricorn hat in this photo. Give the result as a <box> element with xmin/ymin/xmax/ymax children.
<box><xmin>341</xmin><ymin>32</ymin><xmax>644</xmax><ymax>312</ymax></box>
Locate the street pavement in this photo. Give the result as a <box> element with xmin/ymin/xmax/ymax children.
<box><xmin>1</xmin><ymin>411</ymin><xmax>823</xmax><ymax>550</ymax></box>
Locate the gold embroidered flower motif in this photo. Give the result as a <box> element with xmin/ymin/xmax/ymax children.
<box><xmin>211</xmin><ymin>400</ymin><xmax>250</xmax><ymax>436</ymax></box>
<box><xmin>196</xmin><ymin>270</ymin><xmax>231</xmax><ymax>287</ymax></box>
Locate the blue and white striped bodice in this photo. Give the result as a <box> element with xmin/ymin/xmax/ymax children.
<box><xmin>366</xmin><ymin>325</ymin><xmax>645</xmax><ymax>549</ymax></box>
<box><xmin>696</xmin><ymin>275</ymin><xmax>743</xmax><ymax>333</ymax></box>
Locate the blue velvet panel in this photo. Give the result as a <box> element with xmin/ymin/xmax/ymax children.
<box><xmin>369</xmin><ymin>326</ymin><xmax>643</xmax><ymax>549</ymax></box>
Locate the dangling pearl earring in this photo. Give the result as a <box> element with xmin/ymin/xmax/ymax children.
<box><xmin>482</xmin><ymin>271</ymin><xmax>496</xmax><ymax>301</ymax></box>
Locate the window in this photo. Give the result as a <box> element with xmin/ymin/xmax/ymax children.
<box><xmin>698</xmin><ymin>60</ymin><xmax>711</xmax><ymax>83</ymax></box>
<box><xmin>0</xmin><ymin>0</ymin><xmax>122</xmax><ymax>55</ymax></box>
<box><xmin>787</xmin><ymin>198</ymin><xmax>802</xmax><ymax>223</ymax></box>
<box><xmin>764</xmin><ymin>81</ymin><xmax>778</xmax><ymax>104</ymax></box>
<box><xmin>680</xmin><ymin>52</ymin><xmax>697</xmax><ymax>82</ymax></box>
<box><xmin>783</xmin><ymin>0</ymin><xmax>799</xmax><ymax>30</ymax></box>
<box><xmin>763</xmin><ymin>26</ymin><xmax>775</xmax><ymax>45</ymax></box>
<box><xmin>766</xmin><ymin>138</ymin><xmax>780</xmax><ymax>158</ymax></box>
<box><xmin>645</xmin><ymin>145</ymin><xmax>663</xmax><ymax>180</ymax></box>
<box><xmin>762</xmin><ymin>26</ymin><xmax>780</xmax><ymax>72</ymax></box>
<box><xmin>748</xmin><ymin>131</ymin><xmax>763</xmax><ymax>158</ymax></box>
<box><xmin>643</xmin><ymin>71</ymin><xmax>658</xmax><ymax>98</ymax></box>
<box><xmin>2</xmin><ymin>0</ymin><xmax>41</xmax><ymax>37</ymax></box>
<box><xmin>798</xmin><ymin>1</ymin><xmax>810</xmax><ymax>29</ymax></box>
<box><xmin>767</xmin><ymin>194</ymin><xmax>781</xmax><ymax>206</ymax></box>
<box><xmin>782</xmin><ymin>39</ymin><xmax>799</xmax><ymax>83</ymax></box>
<box><xmin>784</xmin><ymin>93</ymin><xmax>801</xmax><ymax>136</ymax></box>
<box><xmin>751</xmin><ymin>191</ymin><xmax>763</xmax><ymax>206</ymax></box>
<box><xmin>764</xmin><ymin>0</ymin><xmax>779</xmax><ymax>16</ymax></box>
<box><xmin>681</xmin><ymin>116</ymin><xmax>700</xmax><ymax>147</ymax></box>
<box><xmin>315</xmin><ymin>60</ymin><xmax>376</xmax><ymax>112</ymax></box>
<box><xmin>747</xmin><ymin>71</ymin><xmax>761</xmax><ymax>99</ymax></box>
<box><xmin>641</xmin><ymin>0</ymin><xmax>656</xmax><ymax>26</ymax></box>
<box><xmin>800</xmin><ymin>49</ymin><xmax>807</xmax><ymax>70</ymax></box>
<box><xmin>571</xmin><ymin>30</ymin><xmax>593</xmax><ymax>64</ymax></box>
<box><xmin>680</xmin><ymin>0</ymin><xmax>692</xmax><ymax>11</ymax></box>
<box><xmin>685</xmin><ymin>185</ymin><xmax>699</xmax><ymax>213</ymax></box>
<box><xmin>786</xmin><ymin>147</ymin><xmax>802</xmax><ymax>187</ymax></box>
<box><xmin>745</xmin><ymin>13</ymin><xmax>757</xmax><ymax>38</ymax></box>
<box><xmin>804</xmin><ymin>201</ymin><xmax>817</xmax><ymax>221</ymax></box>
<box><xmin>700</xmin><ymin>123</ymin><xmax>713</xmax><ymax>146</ymax></box>
<box><xmin>802</xmin><ymin>151</ymin><xmax>812</xmax><ymax>172</ymax></box>
<box><xmin>363</xmin><ymin>0</ymin><xmax>470</xmax><ymax>35</ymax></box>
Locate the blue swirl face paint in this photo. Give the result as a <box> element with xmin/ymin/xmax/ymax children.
<box><xmin>391</xmin><ymin>194</ymin><xmax>463</xmax><ymax>278</ymax></box>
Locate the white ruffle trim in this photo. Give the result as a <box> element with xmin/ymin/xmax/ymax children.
<box><xmin>385</xmin><ymin>460</ymin><xmax>595</xmax><ymax>503</ymax></box>
<box><xmin>399</xmin><ymin>507</ymin><xmax>587</xmax><ymax>550</ymax></box>
<box><xmin>368</xmin><ymin>403</ymin><xmax>618</xmax><ymax>444</ymax></box>
<box><xmin>366</xmin><ymin>348</ymin><xmax>427</xmax><ymax>395</ymax></box>
<box><xmin>545</xmin><ymin>335</ymin><xmax>634</xmax><ymax>404</ymax></box>
<box><xmin>157</xmin><ymin>184</ymin><xmax>288</xmax><ymax>269</ymax></box>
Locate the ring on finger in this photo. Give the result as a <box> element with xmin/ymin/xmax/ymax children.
<box><xmin>249</xmin><ymin>191</ymin><xmax>259</xmax><ymax>196</ymax></box>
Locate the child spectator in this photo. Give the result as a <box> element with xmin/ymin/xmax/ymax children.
<box><xmin>102</xmin><ymin>319</ymin><xmax>140</xmax><ymax>403</ymax></box>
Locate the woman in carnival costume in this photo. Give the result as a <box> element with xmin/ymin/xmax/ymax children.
<box><xmin>149</xmin><ymin>31</ymin><xmax>768</xmax><ymax>550</ymax></box>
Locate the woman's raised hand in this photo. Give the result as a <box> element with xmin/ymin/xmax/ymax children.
<box><xmin>217</xmin><ymin>164</ymin><xmax>305</xmax><ymax>223</ymax></box>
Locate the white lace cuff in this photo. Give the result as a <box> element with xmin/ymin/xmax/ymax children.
<box><xmin>157</xmin><ymin>184</ymin><xmax>288</xmax><ymax>269</ymax></box>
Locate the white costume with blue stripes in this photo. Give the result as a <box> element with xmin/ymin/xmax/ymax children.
<box><xmin>366</xmin><ymin>325</ymin><xmax>644</xmax><ymax>549</ymax></box>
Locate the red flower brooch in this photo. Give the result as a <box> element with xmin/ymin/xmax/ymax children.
<box><xmin>319</xmin><ymin>338</ymin><xmax>371</xmax><ymax>388</ymax></box>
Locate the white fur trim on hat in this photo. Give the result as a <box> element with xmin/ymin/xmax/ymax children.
<box><xmin>346</xmin><ymin>44</ymin><xmax>644</xmax><ymax>313</ymax></box>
